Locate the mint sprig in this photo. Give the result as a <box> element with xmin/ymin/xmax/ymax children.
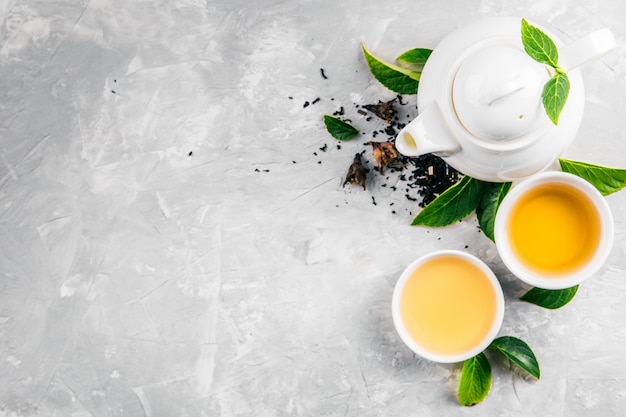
<box><xmin>521</xmin><ymin>18</ymin><xmax>569</xmax><ymax>125</ymax></box>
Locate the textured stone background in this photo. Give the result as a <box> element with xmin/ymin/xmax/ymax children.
<box><xmin>1</xmin><ymin>0</ymin><xmax>626</xmax><ymax>416</ymax></box>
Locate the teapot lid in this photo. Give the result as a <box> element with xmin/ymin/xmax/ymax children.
<box><xmin>452</xmin><ymin>44</ymin><xmax>551</xmax><ymax>141</ymax></box>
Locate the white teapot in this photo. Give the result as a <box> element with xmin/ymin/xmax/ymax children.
<box><xmin>395</xmin><ymin>17</ymin><xmax>616</xmax><ymax>182</ymax></box>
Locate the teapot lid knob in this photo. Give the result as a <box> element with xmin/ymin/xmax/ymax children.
<box><xmin>452</xmin><ymin>44</ymin><xmax>551</xmax><ymax>141</ymax></box>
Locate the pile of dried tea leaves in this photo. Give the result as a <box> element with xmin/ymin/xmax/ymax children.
<box><xmin>324</xmin><ymin>93</ymin><xmax>461</xmax><ymax>208</ymax></box>
<box><xmin>290</xmin><ymin>66</ymin><xmax>461</xmax><ymax>215</ymax></box>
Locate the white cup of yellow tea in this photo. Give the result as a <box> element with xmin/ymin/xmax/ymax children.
<box><xmin>392</xmin><ymin>250</ymin><xmax>505</xmax><ymax>363</ymax></box>
<box><xmin>494</xmin><ymin>171</ymin><xmax>614</xmax><ymax>290</ymax></box>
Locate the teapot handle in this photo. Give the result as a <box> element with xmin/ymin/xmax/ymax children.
<box><xmin>558</xmin><ymin>28</ymin><xmax>616</xmax><ymax>72</ymax></box>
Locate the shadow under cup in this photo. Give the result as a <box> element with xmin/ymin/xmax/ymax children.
<box><xmin>494</xmin><ymin>172</ymin><xmax>614</xmax><ymax>290</ymax></box>
<box><xmin>392</xmin><ymin>250</ymin><xmax>504</xmax><ymax>363</ymax></box>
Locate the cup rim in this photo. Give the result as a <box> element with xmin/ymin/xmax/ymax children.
<box><xmin>494</xmin><ymin>171</ymin><xmax>614</xmax><ymax>290</ymax></box>
<box><xmin>391</xmin><ymin>250</ymin><xmax>505</xmax><ymax>363</ymax></box>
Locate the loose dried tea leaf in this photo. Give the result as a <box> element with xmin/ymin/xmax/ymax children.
<box><xmin>363</xmin><ymin>98</ymin><xmax>396</xmax><ymax>124</ymax></box>
<box><xmin>404</xmin><ymin>154</ymin><xmax>462</xmax><ymax>207</ymax></box>
<box><xmin>343</xmin><ymin>153</ymin><xmax>367</xmax><ymax>190</ymax></box>
<box><xmin>366</xmin><ymin>141</ymin><xmax>398</xmax><ymax>174</ymax></box>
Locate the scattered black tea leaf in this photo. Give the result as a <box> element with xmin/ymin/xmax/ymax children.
<box><xmin>363</xmin><ymin>98</ymin><xmax>396</xmax><ymax>124</ymax></box>
<box><xmin>343</xmin><ymin>153</ymin><xmax>367</xmax><ymax>190</ymax></box>
<box><xmin>366</xmin><ymin>141</ymin><xmax>398</xmax><ymax>174</ymax></box>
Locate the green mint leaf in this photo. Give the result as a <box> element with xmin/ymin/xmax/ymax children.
<box><xmin>458</xmin><ymin>352</ymin><xmax>492</xmax><ymax>407</ymax></box>
<box><xmin>521</xmin><ymin>18</ymin><xmax>559</xmax><ymax>68</ymax></box>
<box><xmin>488</xmin><ymin>336</ymin><xmax>540</xmax><ymax>379</ymax></box>
<box><xmin>362</xmin><ymin>43</ymin><xmax>421</xmax><ymax>95</ymax></box>
<box><xmin>559</xmin><ymin>158</ymin><xmax>626</xmax><ymax>196</ymax></box>
<box><xmin>411</xmin><ymin>176</ymin><xmax>485</xmax><ymax>227</ymax></box>
<box><xmin>476</xmin><ymin>182</ymin><xmax>512</xmax><ymax>242</ymax></box>
<box><xmin>396</xmin><ymin>48</ymin><xmax>432</xmax><ymax>66</ymax></box>
<box><xmin>542</xmin><ymin>72</ymin><xmax>570</xmax><ymax>125</ymax></box>
<box><xmin>520</xmin><ymin>285</ymin><xmax>579</xmax><ymax>309</ymax></box>
<box><xmin>323</xmin><ymin>115</ymin><xmax>359</xmax><ymax>140</ymax></box>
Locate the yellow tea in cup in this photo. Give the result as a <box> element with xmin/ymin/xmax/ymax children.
<box><xmin>508</xmin><ymin>182</ymin><xmax>601</xmax><ymax>276</ymax></box>
<box><xmin>392</xmin><ymin>251</ymin><xmax>504</xmax><ymax>363</ymax></box>
<box><xmin>495</xmin><ymin>172</ymin><xmax>614</xmax><ymax>290</ymax></box>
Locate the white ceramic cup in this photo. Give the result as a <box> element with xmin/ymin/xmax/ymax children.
<box><xmin>494</xmin><ymin>171</ymin><xmax>614</xmax><ymax>290</ymax></box>
<box><xmin>391</xmin><ymin>250</ymin><xmax>505</xmax><ymax>363</ymax></box>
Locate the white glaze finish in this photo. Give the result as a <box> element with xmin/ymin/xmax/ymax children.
<box><xmin>395</xmin><ymin>17</ymin><xmax>614</xmax><ymax>182</ymax></box>
<box><xmin>1</xmin><ymin>1</ymin><xmax>626</xmax><ymax>416</ymax></box>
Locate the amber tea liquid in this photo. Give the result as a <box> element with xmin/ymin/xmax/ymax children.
<box><xmin>507</xmin><ymin>182</ymin><xmax>602</xmax><ymax>277</ymax></box>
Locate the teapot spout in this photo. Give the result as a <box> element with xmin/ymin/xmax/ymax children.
<box><xmin>559</xmin><ymin>28</ymin><xmax>616</xmax><ymax>71</ymax></box>
<box><xmin>395</xmin><ymin>102</ymin><xmax>460</xmax><ymax>157</ymax></box>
